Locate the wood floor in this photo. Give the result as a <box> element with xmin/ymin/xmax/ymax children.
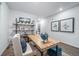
<box><xmin>2</xmin><ymin>42</ymin><xmax>73</xmax><ymax>56</ymax></box>
<box><xmin>2</xmin><ymin>42</ymin><xmax>48</xmax><ymax>56</ymax></box>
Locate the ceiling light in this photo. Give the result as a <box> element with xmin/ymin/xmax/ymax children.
<box><xmin>59</xmin><ymin>8</ymin><xmax>63</xmax><ymax>11</ymax></box>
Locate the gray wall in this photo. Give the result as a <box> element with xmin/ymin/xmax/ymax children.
<box><xmin>0</xmin><ymin>2</ymin><xmax>9</xmax><ymax>55</ymax></box>
<box><xmin>0</xmin><ymin>3</ymin><xmax>1</xmax><ymax>19</ymax></box>
<box><xmin>43</xmin><ymin>5</ymin><xmax>79</xmax><ymax>48</ymax></box>
<box><xmin>8</xmin><ymin>10</ymin><xmax>39</xmax><ymax>39</ymax></box>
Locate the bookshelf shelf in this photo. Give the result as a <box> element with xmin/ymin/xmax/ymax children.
<box><xmin>14</xmin><ymin>18</ymin><xmax>35</xmax><ymax>35</ymax></box>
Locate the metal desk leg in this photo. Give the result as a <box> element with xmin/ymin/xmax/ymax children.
<box><xmin>40</xmin><ymin>51</ymin><xmax>43</xmax><ymax>56</ymax></box>
<box><xmin>35</xmin><ymin>47</ymin><xmax>44</xmax><ymax>56</ymax></box>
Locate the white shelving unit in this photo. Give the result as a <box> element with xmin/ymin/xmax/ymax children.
<box><xmin>13</xmin><ymin>18</ymin><xmax>35</xmax><ymax>35</ymax></box>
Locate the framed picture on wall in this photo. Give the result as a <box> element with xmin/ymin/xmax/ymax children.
<box><xmin>60</xmin><ymin>17</ymin><xmax>74</xmax><ymax>33</ymax></box>
<box><xmin>51</xmin><ymin>21</ymin><xmax>59</xmax><ymax>32</ymax></box>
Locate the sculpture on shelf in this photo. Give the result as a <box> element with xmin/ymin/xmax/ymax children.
<box><xmin>40</xmin><ymin>32</ymin><xmax>48</xmax><ymax>43</ymax></box>
<box><xmin>19</xmin><ymin>17</ymin><xmax>31</xmax><ymax>24</ymax></box>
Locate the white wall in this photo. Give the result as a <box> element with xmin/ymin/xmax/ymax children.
<box><xmin>45</xmin><ymin>6</ymin><xmax>79</xmax><ymax>48</ymax></box>
<box><xmin>0</xmin><ymin>2</ymin><xmax>9</xmax><ymax>55</ymax></box>
<box><xmin>0</xmin><ymin>3</ymin><xmax>1</xmax><ymax>19</ymax></box>
<box><xmin>9</xmin><ymin>10</ymin><xmax>39</xmax><ymax>38</ymax></box>
<box><xmin>37</xmin><ymin>18</ymin><xmax>47</xmax><ymax>33</ymax></box>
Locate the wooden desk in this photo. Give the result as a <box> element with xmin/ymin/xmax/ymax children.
<box><xmin>27</xmin><ymin>34</ymin><xmax>60</xmax><ymax>56</ymax></box>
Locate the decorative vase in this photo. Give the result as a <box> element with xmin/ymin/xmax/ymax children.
<box><xmin>40</xmin><ymin>33</ymin><xmax>48</xmax><ymax>43</ymax></box>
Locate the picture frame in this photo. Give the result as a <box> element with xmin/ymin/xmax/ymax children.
<box><xmin>51</xmin><ymin>21</ymin><xmax>59</xmax><ymax>32</ymax></box>
<box><xmin>60</xmin><ymin>17</ymin><xmax>74</xmax><ymax>33</ymax></box>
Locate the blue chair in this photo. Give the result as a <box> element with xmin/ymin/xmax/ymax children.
<box><xmin>47</xmin><ymin>45</ymin><xmax>62</xmax><ymax>56</ymax></box>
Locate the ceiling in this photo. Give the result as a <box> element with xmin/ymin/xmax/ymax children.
<box><xmin>7</xmin><ymin>2</ymin><xmax>79</xmax><ymax>17</ymax></box>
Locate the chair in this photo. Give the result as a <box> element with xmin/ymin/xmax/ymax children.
<box><xmin>47</xmin><ymin>45</ymin><xmax>62</xmax><ymax>56</ymax></box>
<box><xmin>12</xmin><ymin>34</ymin><xmax>33</xmax><ymax>56</ymax></box>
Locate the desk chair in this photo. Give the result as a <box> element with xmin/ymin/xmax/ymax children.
<box><xmin>47</xmin><ymin>45</ymin><xmax>62</xmax><ymax>56</ymax></box>
<box><xmin>12</xmin><ymin>34</ymin><xmax>33</xmax><ymax>56</ymax></box>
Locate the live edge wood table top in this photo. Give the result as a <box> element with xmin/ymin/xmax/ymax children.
<box><xmin>27</xmin><ymin>34</ymin><xmax>61</xmax><ymax>55</ymax></box>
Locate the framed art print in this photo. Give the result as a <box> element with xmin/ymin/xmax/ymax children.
<box><xmin>60</xmin><ymin>17</ymin><xmax>74</xmax><ymax>33</ymax></box>
<box><xmin>51</xmin><ymin>21</ymin><xmax>59</xmax><ymax>32</ymax></box>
